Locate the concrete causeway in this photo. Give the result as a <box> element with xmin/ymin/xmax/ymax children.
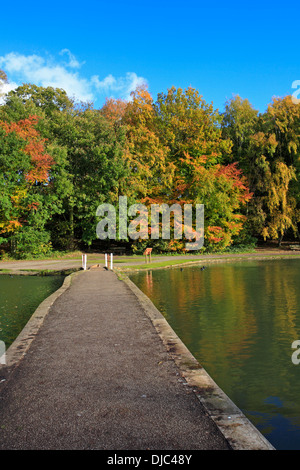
<box><xmin>0</xmin><ymin>267</ymin><xmax>274</xmax><ymax>450</ymax></box>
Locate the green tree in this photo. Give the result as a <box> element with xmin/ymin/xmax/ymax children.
<box><xmin>221</xmin><ymin>94</ymin><xmax>259</xmax><ymax>170</ymax></box>
<box><xmin>5</xmin><ymin>84</ymin><xmax>75</xmax><ymax>116</ymax></box>
<box><xmin>47</xmin><ymin>108</ymin><xmax>127</xmax><ymax>248</ymax></box>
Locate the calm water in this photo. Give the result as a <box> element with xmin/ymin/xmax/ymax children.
<box><xmin>0</xmin><ymin>274</ymin><xmax>64</xmax><ymax>348</ymax></box>
<box><xmin>130</xmin><ymin>259</ymin><xmax>300</xmax><ymax>450</ymax></box>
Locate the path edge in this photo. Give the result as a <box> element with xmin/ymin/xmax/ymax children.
<box><xmin>121</xmin><ymin>273</ymin><xmax>275</xmax><ymax>451</ymax></box>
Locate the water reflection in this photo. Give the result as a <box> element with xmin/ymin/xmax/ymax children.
<box><xmin>0</xmin><ymin>274</ymin><xmax>64</xmax><ymax>348</ymax></box>
<box><xmin>130</xmin><ymin>259</ymin><xmax>300</xmax><ymax>450</ymax></box>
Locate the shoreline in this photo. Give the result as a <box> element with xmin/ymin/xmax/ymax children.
<box><xmin>116</xmin><ymin>252</ymin><xmax>300</xmax><ymax>272</ymax></box>
<box><xmin>0</xmin><ymin>249</ymin><xmax>300</xmax><ymax>275</ymax></box>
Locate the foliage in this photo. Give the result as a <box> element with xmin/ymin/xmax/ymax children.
<box><xmin>5</xmin><ymin>84</ymin><xmax>75</xmax><ymax>115</ymax></box>
<box><xmin>0</xmin><ymin>114</ymin><xmax>56</xmax><ymax>256</ymax></box>
<box><xmin>48</xmin><ymin>108</ymin><xmax>128</xmax><ymax>247</ymax></box>
<box><xmin>222</xmin><ymin>94</ymin><xmax>300</xmax><ymax>245</ymax></box>
<box><xmin>121</xmin><ymin>85</ymin><xmax>173</xmax><ymax>202</ymax></box>
<box><xmin>0</xmin><ymin>79</ymin><xmax>299</xmax><ymax>258</ymax></box>
<box><xmin>222</xmin><ymin>96</ymin><xmax>259</xmax><ymax>163</ymax></box>
<box><xmin>154</xmin><ymin>87</ymin><xmax>251</xmax><ymax>250</ymax></box>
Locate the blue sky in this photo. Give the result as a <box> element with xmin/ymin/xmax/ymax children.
<box><xmin>0</xmin><ymin>0</ymin><xmax>299</xmax><ymax>113</ymax></box>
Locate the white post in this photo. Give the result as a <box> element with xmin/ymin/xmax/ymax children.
<box><xmin>110</xmin><ymin>253</ymin><xmax>113</xmax><ymax>270</ymax></box>
<box><xmin>82</xmin><ymin>253</ymin><xmax>87</xmax><ymax>270</ymax></box>
<box><xmin>105</xmin><ymin>253</ymin><xmax>108</xmax><ymax>268</ymax></box>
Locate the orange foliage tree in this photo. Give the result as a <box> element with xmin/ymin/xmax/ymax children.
<box><xmin>154</xmin><ymin>87</ymin><xmax>252</xmax><ymax>250</ymax></box>
<box><xmin>120</xmin><ymin>85</ymin><xmax>174</xmax><ymax>203</ymax></box>
<box><xmin>100</xmin><ymin>86</ymin><xmax>253</xmax><ymax>252</ymax></box>
<box><xmin>0</xmin><ymin>115</ymin><xmax>55</xmax><ymax>256</ymax></box>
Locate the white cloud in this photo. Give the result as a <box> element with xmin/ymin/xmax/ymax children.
<box><xmin>92</xmin><ymin>72</ymin><xmax>147</xmax><ymax>100</ymax></box>
<box><xmin>0</xmin><ymin>52</ymin><xmax>93</xmax><ymax>102</ymax></box>
<box><xmin>59</xmin><ymin>48</ymin><xmax>83</xmax><ymax>69</ymax></box>
<box><xmin>91</xmin><ymin>74</ymin><xmax>117</xmax><ymax>90</ymax></box>
<box><xmin>0</xmin><ymin>50</ymin><xmax>148</xmax><ymax>105</ymax></box>
<box><xmin>124</xmin><ymin>72</ymin><xmax>148</xmax><ymax>98</ymax></box>
<box><xmin>0</xmin><ymin>52</ymin><xmax>44</xmax><ymax>74</ymax></box>
<box><xmin>0</xmin><ymin>79</ymin><xmax>18</xmax><ymax>104</ymax></box>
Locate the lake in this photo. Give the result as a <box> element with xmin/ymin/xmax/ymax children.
<box><xmin>129</xmin><ymin>259</ymin><xmax>300</xmax><ymax>450</ymax></box>
<box><xmin>0</xmin><ymin>274</ymin><xmax>64</xmax><ymax>349</ymax></box>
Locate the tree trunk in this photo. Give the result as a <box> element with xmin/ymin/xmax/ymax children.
<box><xmin>278</xmin><ymin>233</ymin><xmax>284</xmax><ymax>247</ymax></box>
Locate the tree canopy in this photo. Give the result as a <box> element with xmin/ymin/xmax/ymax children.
<box><xmin>0</xmin><ymin>79</ymin><xmax>299</xmax><ymax>258</ymax></box>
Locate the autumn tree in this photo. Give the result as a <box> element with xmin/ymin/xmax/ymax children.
<box><xmin>0</xmin><ymin>115</ymin><xmax>56</xmax><ymax>257</ymax></box>
<box><xmin>1</xmin><ymin>84</ymin><xmax>128</xmax><ymax>250</ymax></box>
<box><xmin>221</xmin><ymin>94</ymin><xmax>300</xmax><ymax>245</ymax></box>
<box><xmin>246</xmin><ymin>119</ymin><xmax>299</xmax><ymax>245</ymax></box>
<box><xmin>100</xmin><ymin>97</ymin><xmax>127</xmax><ymax>123</ymax></box>
<box><xmin>266</xmin><ymin>96</ymin><xmax>300</xmax><ymax>211</ymax></box>
<box><xmin>0</xmin><ymin>69</ymin><xmax>8</xmax><ymax>83</ymax></box>
<box><xmin>154</xmin><ymin>87</ymin><xmax>252</xmax><ymax>250</ymax></box>
<box><xmin>120</xmin><ymin>85</ymin><xmax>173</xmax><ymax>203</ymax></box>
